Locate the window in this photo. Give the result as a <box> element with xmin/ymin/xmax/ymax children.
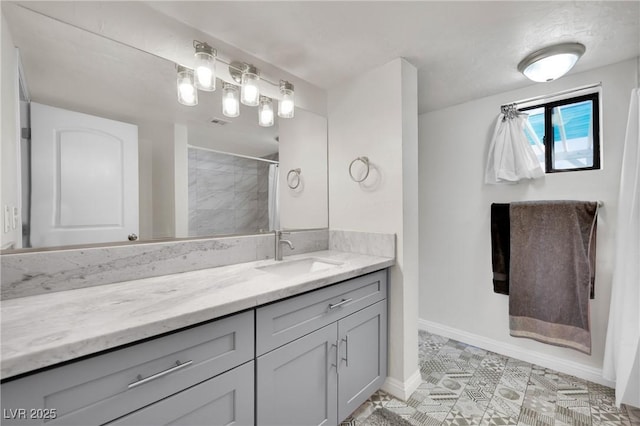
<box><xmin>521</xmin><ymin>92</ymin><xmax>600</xmax><ymax>173</ymax></box>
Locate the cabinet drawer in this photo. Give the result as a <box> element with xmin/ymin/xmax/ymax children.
<box><xmin>256</xmin><ymin>270</ymin><xmax>387</xmax><ymax>356</ymax></box>
<box><xmin>107</xmin><ymin>361</ymin><xmax>254</xmax><ymax>426</ymax></box>
<box><xmin>1</xmin><ymin>310</ymin><xmax>254</xmax><ymax>426</ymax></box>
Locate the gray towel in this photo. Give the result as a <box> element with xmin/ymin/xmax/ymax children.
<box><xmin>509</xmin><ymin>200</ymin><xmax>598</xmax><ymax>354</ymax></box>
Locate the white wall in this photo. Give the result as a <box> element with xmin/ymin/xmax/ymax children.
<box><xmin>138</xmin><ymin>133</ymin><xmax>153</xmax><ymax>241</ymax></box>
<box><xmin>149</xmin><ymin>123</ymin><xmax>176</xmax><ymax>239</ymax></box>
<box><xmin>174</xmin><ymin>124</ymin><xmax>188</xmax><ymax>238</ymax></box>
<box><xmin>279</xmin><ymin>109</ymin><xmax>328</xmax><ymax>229</ymax></box>
<box><xmin>418</xmin><ymin>59</ymin><xmax>638</xmax><ymax>381</ymax></box>
<box><xmin>329</xmin><ymin>58</ymin><xmax>420</xmax><ymax>399</ymax></box>
<box><xmin>1</xmin><ymin>16</ymin><xmax>22</xmax><ymax>249</ymax></box>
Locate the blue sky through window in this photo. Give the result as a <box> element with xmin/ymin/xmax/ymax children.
<box><xmin>525</xmin><ymin>101</ymin><xmax>592</xmax><ymax>145</ymax></box>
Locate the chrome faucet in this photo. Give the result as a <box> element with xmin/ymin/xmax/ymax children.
<box><xmin>275</xmin><ymin>230</ymin><xmax>294</xmax><ymax>261</ymax></box>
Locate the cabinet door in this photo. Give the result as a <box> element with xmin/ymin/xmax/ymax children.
<box><xmin>257</xmin><ymin>324</ymin><xmax>338</xmax><ymax>426</ymax></box>
<box><xmin>107</xmin><ymin>361</ymin><xmax>254</xmax><ymax>426</ymax></box>
<box><xmin>337</xmin><ymin>300</ymin><xmax>387</xmax><ymax>422</ymax></box>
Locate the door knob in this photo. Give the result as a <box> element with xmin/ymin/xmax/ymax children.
<box><xmin>128</xmin><ymin>233</ymin><xmax>138</xmax><ymax>241</ymax></box>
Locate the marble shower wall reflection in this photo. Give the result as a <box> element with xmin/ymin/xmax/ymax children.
<box><xmin>188</xmin><ymin>149</ymin><xmax>278</xmax><ymax>236</ymax></box>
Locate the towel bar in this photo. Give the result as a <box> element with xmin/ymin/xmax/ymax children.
<box><xmin>287</xmin><ymin>168</ymin><xmax>301</xmax><ymax>189</ymax></box>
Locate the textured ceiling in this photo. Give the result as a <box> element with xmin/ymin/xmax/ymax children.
<box><xmin>147</xmin><ymin>1</ymin><xmax>640</xmax><ymax>113</ymax></box>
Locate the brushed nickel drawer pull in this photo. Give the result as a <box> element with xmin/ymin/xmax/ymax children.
<box><xmin>128</xmin><ymin>360</ymin><xmax>193</xmax><ymax>389</ymax></box>
<box><xmin>341</xmin><ymin>335</ymin><xmax>349</xmax><ymax>367</ymax></box>
<box><xmin>329</xmin><ymin>343</ymin><xmax>338</xmax><ymax>370</ymax></box>
<box><xmin>328</xmin><ymin>298</ymin><xmax>352</xmax><ymax>310</ymax></box>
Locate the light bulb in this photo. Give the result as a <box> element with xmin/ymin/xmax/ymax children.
<box><xmin>258</xmin><ymin>96</ymin><xmax>274</xmax><ymax>127</ymax></box>
<box><xmin>222</xmin><ymin>83</ymin><xmax>239</xmax><ymax>118</ymax></box>
<box><xmin>278</xmin><ymin>80</ymin><xmax>295</xmax><ymax>118</ymax></box>
<box><xmin>196</xmin><ymin>66</ymin><xmax>213</xmax><ymax>89</ymax></box>
<box><xmin>176</xmin><ymin>66</ymin><xmax>197</xmax><ymax>106</ymax></box>
<box><xmin>241</xmin><ymin>65</ymin><xmax>260</xmax><ymax>106</ymax></box>
<box><xmin>193</xmin><ymin>42</ymin><xmax>216</xmax><ymax>91</ymax></box>
<box><xmin>180</xmin><ymin>82</ymin><xmax>196</xmax><ymax>104</ymax></box>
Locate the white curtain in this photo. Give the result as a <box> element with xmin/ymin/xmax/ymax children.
<box><xmin>603</xmin><ymin>88</ymin><xmax>640</xmax><ymax>408</ymax></box>
<box><xmin>485</xmin><ymin>106</ymin><xmax>544</xmax><ymax>184</ymax></box>
<box><xmin>268</xmin><ymin>164</ymin><xmax>280</xmax><ymax>231</ymax></box>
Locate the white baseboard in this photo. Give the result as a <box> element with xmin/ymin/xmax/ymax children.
<box><xmin>418</xmin><ymin>318</ymin><xmax>615</xmax><ymax>388</ymax></box>
<box><xmin>381</xmin><ymin>368</ymin><xmax>422</xmax><ymax>401</ymax></box>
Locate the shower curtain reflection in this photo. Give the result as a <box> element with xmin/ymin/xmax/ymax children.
<box><xmin>187</xmin><ymin>148</ymin><xmax>279</xmax><ymax>236</ymax></box>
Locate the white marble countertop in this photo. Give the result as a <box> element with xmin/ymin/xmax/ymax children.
<box><xmin>0</xmin><ymin>250</ymin><xmax>394</xmax><ymax>380</ymax></box>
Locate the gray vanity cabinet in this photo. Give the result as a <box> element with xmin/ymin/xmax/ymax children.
<box><xmin>0</xmin><ymin>310</ymin><xmax>254</xmax><ymax>426</ymax></box>
<box><xmin>256</xmin><ymin>270</ymin><xmax>388</xmax><ymax>426</ymax></box>
<box><xmin>106</xmin><ymin>361</ymin><xmax>254</xmax><ymax>426</ymax></box>
<box><xmin>1</xmin><ymin>269</ymin><xmax>388</xmax><ymax>426</ymax></box>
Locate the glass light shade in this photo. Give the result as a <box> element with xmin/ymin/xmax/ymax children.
<box><xmin>278</xmin><ymin>80</ymin><xmax>295</xmax><ymax>118</ymax></box>
<box><xmin>241</xmin><ymin>68</ymin><xmax>260</xmax><ymax>106</ymax></box>
<box><xmin>176</xmin><ymin>66</ymin><xmax>198</xmax><ymax>106</ymax></box>
<box><xmin>194</xmin><ymin>44</ymin><xmax>216</xmax><ymax>91</ymax></box>
<box><xmin>258</xmin><ymin>96</ymin><xmax>274</xmax><ymax>127</ymax></box>
<box><xmin>522</xmin><ymin>54</ymin><xmax>580</xmax><ymax>82</ymax></box>
<box><xmin>518</xmin><ymin>43</ymin><xmax>585</xmax><ymax>83</ymax></box>
<box><xmin>222</xmin><ymin>83</ymin><xmax>240</xmax><ymax>117</ymax></box>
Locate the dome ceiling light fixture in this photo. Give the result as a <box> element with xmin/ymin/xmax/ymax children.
<box><xmin>517</xmin><ymin>42</ymin><xmax>586</xmax><ymax>83</ymax></box>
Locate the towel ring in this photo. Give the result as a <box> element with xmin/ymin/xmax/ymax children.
<box><xmin>287</xmin><ymin>168</ymin><xmax>301</xmax><ymax>189</ymax></box>
<box><xmin>349</xmin><ymin>157</ymin><xmax>370</xmax><ymax>183</ymax></box>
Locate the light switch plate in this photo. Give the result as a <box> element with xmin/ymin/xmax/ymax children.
<box><xmin>12</xmin><ymin>206</ymin><xmax>19</xmax><ymax>229</ymax></box>
<box><xmin>4</xmin><ymin>205</ymin><xmax>10</xmax><ymax>233</ymax></box>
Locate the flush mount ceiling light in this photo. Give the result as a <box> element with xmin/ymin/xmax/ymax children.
<box><xmin>517</xmin><ymin>42</ymin><xmax>586</xmax><ymax>82</ymax></box>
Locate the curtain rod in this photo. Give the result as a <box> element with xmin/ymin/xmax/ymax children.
<box><xmin>187</xmin><ymin>144</ymin><xmax>279</xmax><ymax>164</ymax></box>
<box><xmin>501</xmin><ymin>82</ymin><xmax>602</xmax><ymax>109</ymax></box>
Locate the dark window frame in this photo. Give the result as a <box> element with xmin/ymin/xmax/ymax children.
<box><xmin>520</xmin><ymin>92</ymin><xmax>601</xmax><ymax>173</ymax></box>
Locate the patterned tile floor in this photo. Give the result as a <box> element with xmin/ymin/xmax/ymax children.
<box><xmin>342</xmin><ymin>330</ymin><xmax>640</xmax><ymax>426</ymax></box>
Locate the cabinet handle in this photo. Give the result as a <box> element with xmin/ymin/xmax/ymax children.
<box><xmin>128</xmin><ymin>360</ymin><xmax>193</xmax><ymax>389</ymax></box>
<box><xmin>341</xmin><ymin>336</ymin><xmax>349</xmax><ymax>367</ymax></box>
<box><xmin>330</xmin><ymin>343</ymin><xmax>338</xmax><ymax>370</ymax></box>
<box><xmin>328</xmin><ymin>298</ymin><xmax>352</xmax><ymax>310</ymax></box>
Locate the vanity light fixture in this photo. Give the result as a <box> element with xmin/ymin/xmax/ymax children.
<box><xmin>278</xmin><ymin>80</ymin><xmax>295</xmax><ymax>118</ymax></box>
<box><xmin>518</xmin><ymin>42</ymin><xmax>586</xmax><ymax>82</ymax></box>
<box><xmin>193</xmin><ymin>41</ymin><xmax>216</xmax><ymax>91</ymax></box>
<box><xmin>176</xmin><ymin>65</ymin><xmax>198</xmax><ymax>106</ymax></box>
<box><xmin>176</xmin><ymin>43</ymin><xmax>296</xmax><ymax>120</ymax></box>
<box><xmin>240</xmin><ymin>64</ymin><xmax>260</xmax><ymax>106</ymax></box>
<box><xmin>258</xmin><ymin>96</ymin><xmax>274</xmax><ymax>127</ymax></box>
<box><xmin>222</xmin><ymin>83</ymin><xmax>240</xmax><ymax>117</ymax></box>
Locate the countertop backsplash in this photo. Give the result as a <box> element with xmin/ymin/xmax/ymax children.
<box><xmin>0</xmin><ymin>229</ymin><xmax>329</xmax><ymax>300</ymax></box>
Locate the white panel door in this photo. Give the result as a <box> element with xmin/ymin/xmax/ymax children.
<box><xmin>30</xmin><ymin>103</ymin><xmax>138</xmax><ymax>247</ymax></box>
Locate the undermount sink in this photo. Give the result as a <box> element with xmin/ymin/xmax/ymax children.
<box><xmin>256</xmin><ymin>257</ymin><xmax>343</xmax><ymax>276</ymax></box>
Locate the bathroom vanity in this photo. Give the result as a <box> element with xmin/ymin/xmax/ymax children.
<box><xmin>0</xmin><ymin>251</ymin><xmax>392</xmax><ymax>426</ymax></box>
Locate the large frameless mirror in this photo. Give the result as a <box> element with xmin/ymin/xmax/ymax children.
<box><xmin>0</xmin><ymin>2</ymin><xmax>328</xmax><ymax>252</ymax></box>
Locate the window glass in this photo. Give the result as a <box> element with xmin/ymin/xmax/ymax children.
<box><xmin>551</xmin><ymin>100</ymin><xmax>594</xmax><ymax>170</ymax></box>
<box><xmin>521</xmin><ymin>92</ymin><xmax>600</xmax><ymax>173</ymax></box>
